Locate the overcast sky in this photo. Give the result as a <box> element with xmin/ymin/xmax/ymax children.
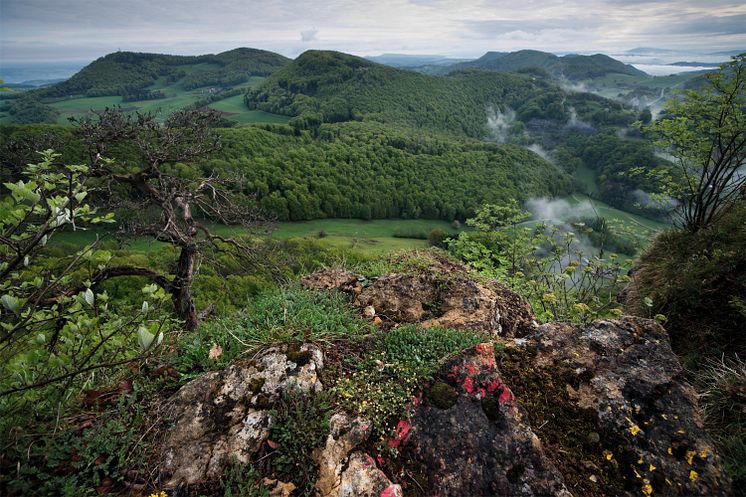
<box><xmin>1</xmin><ymin>0</ymin><xmax>745</xmax><ymax>64</ymax></box>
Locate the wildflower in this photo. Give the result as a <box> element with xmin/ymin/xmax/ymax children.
<box><xmin>629</xmin><ymin>424</ymin><xmax>641</xmax><ymax>436</ymax></box>
<box><xmin>642</xmin><ymin>482</ymin><xmax>653</xmax><ymax>496</ymax></box>
<box><xmin>689</xmin><ymin>470</ymin><xmax>698</xmax><ymax>481</ymax></box>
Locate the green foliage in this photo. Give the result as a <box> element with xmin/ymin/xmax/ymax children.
<box><xmin>628</xmin><ymin>200</ymin><xmax>746</xmax><ymax>356</ymax></box>
<box><xmin>645</xmin><ymin>54</ymin><xmax>746</xmax><ymax>232</ymax></box>
<box><xmin>3</xmin><ymin>372</ymin><xmax>166</xmax><ymax>496</ymax></box>
<box><xmin>220</xmin><ymin>461</ymin><xmax>270</xmax><ymax>497</ymax></box>
<box><xmin>269</xmin><ymin>391</ymin><xmax>332</xmax><ymax>493</ymax></box>
<box><xmin>448</xmin><ymin>204</ymin><xmax>629</xmax><ymax>322</ymax></box>
<box><xmin>5</xmin><ymin>95</ymin><xmax>60</xmax><ymax>124</ymax></box>
<box><xmin>172</xmin><ymin>287</ymin><xmax>372</xmax><ymax>379</ymax></box>
<box><xmin>0</xmin><ymin>151</ymin><xmax>175</xmax><ymax>420</ymax></box>
<box><xmin>331</xmin><ymin>325</ymin><xmax>486</xmax><ymax>441</ymax></box>
<box><xmin>553</xmin><ymin>129</ymin><xmax>673</xmax><ymax>216</ymax></box>
<box><xmin>216</xmin><ymin>121</ymin><xmax>571</xmax><ymax>221</ymax></box>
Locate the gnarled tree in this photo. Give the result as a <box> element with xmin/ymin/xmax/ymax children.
<box><xmin>74</xmin><ymin>108</ymin><xmax>262</xmax><ymax>329</ymax></box>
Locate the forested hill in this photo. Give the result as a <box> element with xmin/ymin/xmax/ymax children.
<box><xmin>445</xmin><ymin>50</ymin><xmax>647</xmax><ymax>79</ymax></box>
<box><xmin>245</xmin><ymin>50</ymin><xmax>639</xmax><ymax>137</ymax></box>
<box><xmin>34</xmin><ymin>48</ymin><xmax>290</xmax><ymax>98</ymax></box>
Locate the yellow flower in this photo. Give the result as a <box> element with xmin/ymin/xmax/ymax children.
<box><xmin>630</xmin><ymin>424</ymin><xmax>641</xmax><ymax>436</ymax></box>
<box><xmin>689</xmin><ymin>470</ymin><xmax>698</xmax><ymax>481</ymax></box>
<box><xmin>642</xmin><ymin>482</ymin><xmax>653</xmax><ymax>496</ymax></box>
<box><xmin>685</xmin><ymin>450</ymin><xmax>696</xmax><ymax>465</ymax></box>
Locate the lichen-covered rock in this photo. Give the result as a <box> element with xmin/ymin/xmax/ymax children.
<box><xmin>300</xmin><ymin>269</ymin><xmax>362</xmax><ymax>296</ymax></box>
<box><xmin>159</xmin><ymin>344</ymin><xmax>323</xmax><ymax>487</ymax></box>
<box><xmin>315</xmin><ymin>413</ymin><xmax>372</xmax><ymax>496</ymax></box>
<box><xmin>533</xmin><ymin>317</ymin><xmax>728</xmax><ymax>495</ymax></box>
<box><xmin>403</xmin><ymin>342</ymin><xmax>573</xmax><ymax>497</ymax></box>
<box><xmin>499</xmin><ymin>317</ymin><xmax>732</xmax><ymax>496</ymax></box>
<box><xmin>339</xmin><ymin>453</ymin><xmax>403</xmax><ymax>497</ymax></box>
<box><xmin>299</xmin><ymin>254</ymin><xmax>537</xmax><ymax>336</ymax></box>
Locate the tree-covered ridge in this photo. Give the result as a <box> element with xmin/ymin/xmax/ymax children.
<box><xmin>214</xmin><ymin>121</ymin><xmax>572</xmax><ymax>220</ymax></box>
<box><xmin>245</xmin><ymin>50</ymin><xmax>640</xmax><ymax>138</ymax></box>
<box><xmin>0</xmin><ymin>120</ymin><xmax>572</xmax><ymax>222</ymax></box>
<box><xmin>447</xmin><ymin>49</ymin><xmax>647</xmax><ymax>79</ymax></box>
<box><xmin>35</xmin><ymin>48</ymin><xmax>291</xmax><ymax>98</ymax></box>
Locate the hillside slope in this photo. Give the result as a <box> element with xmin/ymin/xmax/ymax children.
<box><xmin>245</xmin><ymin>50</ymin><xmax>638</xmax><ymax>138</ymax></box>
<box><xmin>447</xmin><ymin>49</ymin><xmax>647</xmax><ymax>79</ymax></box>
<box><xmin>36</xmin><ymin>48</ymin><xmax>290</xmax><ymax>98</ymax></box>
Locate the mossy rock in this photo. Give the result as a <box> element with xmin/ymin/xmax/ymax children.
<box><xmin>428</xmin><ymin>382</ymin><xmax>458</xmax><ymax>409</ymax></box>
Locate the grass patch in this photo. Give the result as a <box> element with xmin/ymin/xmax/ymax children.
<box><xmin>331</xmin><ymin>325</ymin><xmax>487</xmax><ymax>442</ymax></box>
<box><xmin>693</xmin><ymin>356</ymin><xmax>746</xmax><ymax>489</ymax></box>
<box><xmin>269</xmin><ymin>391</ymin><xmax>332</xmax><ymax>494</ymax></box>
<box><xmin>172</xmin><ymin>287</ymin><xmax>372</xmax><ymax>379</ymax></box>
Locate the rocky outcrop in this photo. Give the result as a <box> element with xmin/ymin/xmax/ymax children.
<box><xmin>404</xmin><ymin>342</ymin><xmax>573</xmax><ymax>497</ymax></box>
<box><xmin>156</xmin><ymin>257</ymin><xmax>731</xmax><ymax>496</ymax></box>
<box><xmin>159</xmin><ymin>344</ymin><xmax>323</xmax><ymax>487</ymax></box>
<box><xmin>301</xmin><ymin>253</ymin><xmax>537</xmax><ymax>336</ymax></box>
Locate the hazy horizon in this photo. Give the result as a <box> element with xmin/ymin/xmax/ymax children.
<box><xmin>1</xmin><ymin>0</ymin><xmax>744</xmax><ymax>67</ymax></box>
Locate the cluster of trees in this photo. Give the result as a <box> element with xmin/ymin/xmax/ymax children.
<box><xmin>553</xmin><ymin>130</ymin><xmax>673</xmax><ymax>213</ymax></box>
<box><xmin>1</xmin><ymin>120</ymin><xmax>571</xmax><ymax>222</ymax></box>
<box><xmin>3</xmin><ymin>96</ymin><xmax>60</xmax><ymax>124</ymax></box>
<box><xmin>121</xmin><ymin>89</ymin><xmax>165</xmax><ymax>102</ymax></box>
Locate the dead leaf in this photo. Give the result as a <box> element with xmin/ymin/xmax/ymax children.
<box><xmin>208</xmin><ymin>343</ymin><xmax>223</xmax><ymax>360</ymax></box>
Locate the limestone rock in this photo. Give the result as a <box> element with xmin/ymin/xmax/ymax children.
<box><xmin>159</xmin><ymin>344</ymin><xmax>323</xmax><ymax>487</ymax></box>
<box><xmin>300</xmin><ymin>269</ymin><xmax>362</xmax><ymax>296</ymax></box>
<box><xmin>315</xmin><ymin>413</ymin><xmax>373</xmax><ymax>496</ymax></box>
<box><xmin>339</xmin><ymin>453</ymin><xmax>403</xmax><ymax>497</ymax></box>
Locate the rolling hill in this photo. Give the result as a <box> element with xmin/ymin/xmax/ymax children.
<box><xmin>245</xmin><ymin>50</ymin><xmax>638</xmax><ymax>138</ymax></box>
<box><xmin>35</xmin><ymin>48</ymin><xmax>290</xmax><ymax>98</ymax></box>
<box><xmin>445</xmin><ymin>50</ymin><xmax>647</xmax><ymax>80</ymax></box>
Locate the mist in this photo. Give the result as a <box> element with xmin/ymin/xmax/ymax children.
<box><xmin>527</xmin><ymin>144</ymin><xmax>554</xmax><ymax>163</ymax></box>
<box><xmin>486</xmin><ymin>106</ymin><xmax>516</xmax><ymax>144</ymax></box>
<box><xmin>565</xmin><ymin>107</ymin><xmax>594</xmax><ymax>131</ymax></box>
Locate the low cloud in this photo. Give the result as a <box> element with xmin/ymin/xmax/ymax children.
<box><xmin>486</xmin><ymin>106</ymin><xmax>516</xmax><ymax>144</ymax></box>
<box><xmin>525</xmin><ymin>197</ymin><xmax>595</xmax><ymax>222</ymax></box>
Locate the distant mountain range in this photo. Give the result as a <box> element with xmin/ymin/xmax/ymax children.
<box><xmin>444</xmin><ymin>50</ymin><xmax>646</xmax><ymax>79</ymax></box>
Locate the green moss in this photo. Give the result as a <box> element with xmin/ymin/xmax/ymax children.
<box><xmin>428</xmin><ymin>382</ymin><xmax>458</xmax><ymax>409</ymax></box>
<box><xmin>248</xmin><ymin>377</ymin><xmax>265</xmax><ymax>395</ymax></box>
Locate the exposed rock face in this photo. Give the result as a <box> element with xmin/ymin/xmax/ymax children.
<box><xmin>514</xmin><ymin>317</ymin><xmax>731</xmax><ymax>497</ymax></box>
<box><xmin>156</xmin><ymin>256</ymin><xmax>731</xmax><ymax>496</ymax></box>
<box><xmin>404</xmin><ymin>342</ymin><xmax>573</xmax><ymax>497</ymax></box>
<box><xmin>397</xmin><ymin>319</ymin><xmax>731</xmax><ymax>497</ymax></box>
<box><xmin>301</xmin><ymin>254</ymin><xmax>537</xmax><ymax>336</ymax></box>
<box><xmin>300</xmin><ymin>269</ymin><xmax>362</xmax><ymax>296</ymax></box>
<box><xmin>159</xmin><ymin>344</ymin><xmax>323</xmax><ymax>487</ymax></box>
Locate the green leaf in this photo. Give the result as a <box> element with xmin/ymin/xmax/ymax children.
<box><xmin>84</xmin><ymin>288</ymin><xmax>95</xmax><ymax>306</ymax></box>
<box><xmin>137</xmin><ymin>326</ymin><xmax>155</xmax><ymax>351</ymax></box>
<box><xmin>0</xmin><ymin>294</ymin><xmax>20</xmax><ymax>313</ymax></box>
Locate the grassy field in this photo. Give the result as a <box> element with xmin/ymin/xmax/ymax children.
<box><xmin>0</xmin><ymin>75</ymin><xmax>289</xmax><ymax>125</ymax></box>
<box><xmin>208</xmin><ymin>94</ymin><xmax>290</xmax><ymax>124</ymax></box>
<box><xmin>52</xmin><ymin>218</ymin><xmax>460</xmax><ymax>256</ymax></box>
